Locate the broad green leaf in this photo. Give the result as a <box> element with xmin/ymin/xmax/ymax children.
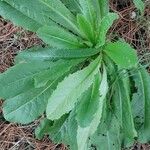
<box><xmin>112</xmin><ymin>71</ymin><xmax>137</xmax><ymax>140</ymax></box>
<box><xmin>0</xmin><ymin>61</ymin><xmax>53</xmax><ymax>99</ymax></box>
<box><xmin>78</xmin><ymin>0</ymin><xmax>101</xmax><ymax>30</ymax></box>
<box><xmin>3</xmin><ymin>79</ymin><xmax>58</xmax><ymax>124</ymax></box>
<box><xmin>0</xmin><ymin>1</ymin><xmax>41</xmax><ymax>32</ymax></box>
<box><xmin>104</xmin><ymin>41</ymin><xmax>138</xmax><ymax>68</ymax></box>
<box><xmin>98</xmin><ymin>0</ymin><xmax>109</xmax><ymax>18</ymax></box>
<box><xmin>77</xmin><ymin>14</ymin><xmax>95</xmax><ymax>43</ymax></box>
<box><xmin>15</xmin><ymin>47</ymin><xmax>100</xmax><ymax>63</ymax></box>
<box><xmin>37</xmin><ymin>25</ymin><xmax>83</xmax><ymax>49</ymax></box>
<box><xmin>35</xmin><ymin>118</ymin><xmax>53</xmax><ymax>140</ymax></box>
<box><xmin>96</xmin><ymin>13</ymin><xmax>119</xmax><ymax>47</ymax></box>
<box><xmin>79</xmin><ymin>0</ymin><xmax>96</xmax><ymax>28</ymax></box>
<box><xmin>34</xmin><ymin>59</ymin><xmax>85</xmax><ymax>88</ymax></box>
<box><xmin>46</xmin><ymin>56</ymin><xmax>101</xmax><ymax>120</ymax></box>
<box><xmin>3</xmin><ymin>0</ymin><xmax>56</xmax><ymax>26</ymax></box>
<box><xmin>2</xmin><ymin>59</ymin><xmax>85</xmax><ymax>123</ymax></box>
<box><xmin>132</xmin><ymin>67</ymin><xmax>150</xmax><ymax>143</ymax></box>
<box><xmin>39</xmin><ymin>0</ymin><xmax>80</xmax><ymax>34</ymax></box>
<box><xmin>3</xmin><ymin>0</ymin><xmax>80</xmax><ymax>34</ymax></box>
<box><xmin>133</xmin><ymin>0</ymin><xmax>145</xmax><ymax>14</ymax></box>
<box><xmin>77</xmin><ymin>67</ymin><xmax>108</xmax><ymax>150</ymax></box>
<box><xmin>76</xmin><ymin>73</ymin><xmax>101</xmax><ymax>127</ymax></box>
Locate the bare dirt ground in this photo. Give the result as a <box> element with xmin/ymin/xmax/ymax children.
<box><xmin>0</xmin><ymin>0</ymin><xmax>150</xmax><ymax>149</ymax></box>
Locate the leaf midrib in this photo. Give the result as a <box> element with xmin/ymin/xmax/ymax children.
<box><xmin>5</xmin><ymin>79</ymin><xmax>56</xmax><ymax>117</ymax></box>
<box><xmin>50</xmin><ymin>60</ymin><xmax>99</xmax><ymax>117</ymax></box>
<box><xmin>1</xmin><ymin>67</ymin><xmax>52</xmax><ymax>88</ymax></box>
<box><xmin>40</xmin><ymin>32</ymin><xmax>81</xmax><ymax>47</ymax></box>
<box><xmin>4</xmin><ymin>1</ymin><xmax>43</xmax><ymax>26</ymax></box>
<box><xmin>40</xmin><ymin>0</ymin><xmax>80</xmax><ymax>34</ymax></box>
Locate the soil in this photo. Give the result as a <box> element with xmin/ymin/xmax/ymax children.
<box><xmin>0</xmin><ymin>0</ymin><xmax>150</xmax><ymax>149</ymax></box>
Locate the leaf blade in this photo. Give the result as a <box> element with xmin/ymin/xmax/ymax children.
<box><xmin>77</xmin><ymin>67</ymin><xmax>108</xmax><ymax>150</ymax></box>
<box><xmin>0</xmin><ymin>1</ymin><xmax>41</xmax><ymax>32</ymax></box>
<box><xmin>0</xmin><ymin>61</ymin><xmax>53</xmax><ymax>99</ymax></box>
<box><xmin>96</xmin><ymin>13</ymin><xmax>119</xmax><ymax>47</ymax></box>
<box><xmin>104</xmin><ymin>41</ymin><xmax>138</xmax><ymax>68</ymax></box>
<box><xmin>37</xmin><ymin>25</ymin><xmax>83</xmax><ymax>49</ymax></box>
<box><xmin>15</xmin><ymin>46</ymin><xmax>101</xmax><ymax>63</ymax></box>
<box><xmin>46</xmin><ymin>56</ymin><xmax>101</xmax><ymax>120</ymax></box>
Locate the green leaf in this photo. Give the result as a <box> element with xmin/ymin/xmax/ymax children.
<box><xmin>0</xmin><ymin>1</ymin><xmax>41</xmax><ymax>32</ymax></box>
<box><xmin>104</xmin><ymin>41</ymin><xmax>138</xmax><ymax>69</ymax></box>
<box><xmin>76</xmin><ymin>73</ymin><xmax>101</xmax><ymax>127</ymax></box>
<box><xmin>78</xmin><ymin>0</ymin><xmax>101</xmax><ymax>31</ymax></box>
<box><xmin>3</xmin><ymin>0</ymin><xmax>56</xmax><ymax>26</ymax></box>
<box><xmin>98</xmin><ymin>0</ymin><xmax>109</xmax><ymax>18</ymax></box>
<box><xmin>77</xmin><ymin>67</ymin><xmax>108</xmax><ymax>150</ymax></box>
<box><xmin>112</xmin><ymin>71</ymin><xmax>137</xmax><ymax>140</ymax></box>
<box><xmin>132</xmin><ymin>67</ymin><xmax>150</xmax><ymax>143</ymax></box>
<box><xmin>131</xmin><ymin>69</ymin><xmax>145</xmax><ymax>130</ymax></box>
<box><xmin>49</xmin><ymin>112</ymin><xmax>78</xmax><ymax>150</ymax></box>
<box><xmin>0</xmin><ymin>61</ymin><xmax>53</xmax><ymax>99</ymax></box>
<box><xmin>39</xmin><ymin>0</ymin><xmax>80</xmax><ymax>34</ymax></box>
<box><xmin>77</xmin><ymin>14</ymin><xmax>95</xmax><ymax>43</ymax></box>
<box><xmin>37</xmin><ymin>25</ymin><xmax>83</xmax><ymax>49</ymax></box>
<box><xmin>34</xmin><ymin>59</ymin><xmax>85</xmax><ymax>88</ymax></box>
<box><xmin>3</xmin><ymin>80</ymin><xmax>58</xmax><ymax>124</ymax></box>
<box><xmin>133</xmin><ymin>0</ymin><xmax>145</xmax><ymax>14</ymax></box>
<box><xmin>36</xmin><ymin>112</ymin><xmax>77</xmax><ymax>150</ymax></box>
<box><xmin>15</xmin><ymin>47</ymin><xmax>100</xmax><ymax>63</ymax></box>
<box><xmin>79</xmin><ymin>0</ymin><xmax>95</xmax><ymax>25</ymax></box>
<box><xmin>46</xmin><ymin>56</ymin><xmax>101</xmax><ymax>120</ymax></box>
<box><xmin>96</xmin><ymin>13</ymin><xmax>119</xmax><ymax>47</ymax></box>
<box><xmin>35</xmin><ymin>118</ymin><xmax>53</xmax><ymax>140</ymax></box>
<box><xmin>3</xmin><ymin>0</ymin><xmax>80</xmax><ymax>34</ymax></box>
<box><xmin>61</xmin><ymin>0</ymin><xmax>82</xmax><ymax>14</ymax></box>
<box><xmin>90</xmin><ymin>115</ymin><xmax>121</xmax><ymax>150</ymax></box>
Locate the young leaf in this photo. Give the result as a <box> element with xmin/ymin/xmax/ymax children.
<box><xmin>77</xmin><ymin>14</ymin><xmax>95</xmax><ymax>43</ymax></box>
<box><xmin>98</xmin><ymin>0</ymin><xmax>109</xmax><ymax>18</ymax></box>
<box><xmin>104</xmin><ymin>41</ymin><xmax>138</xmax><ymax>69</ymax></box>
<box><xmin>15</xmin><ymin>47</ymin><xmax>101</xmax><ymax>63</ymax></box>
<box><xmin>0</xmin><ymin>1</ymin><xmax>41</xmax><ymax>32</ymax></box>
<box><xmin>78</xmin><ymin>0</ymin><xmax>102</xmax><ymax>29</ymax></box>
<box><xmin>46</xmin><ymin>56</ymin><xmax>101</xmax><ymax>120</ymax></box>
<box><xmin>133</xmin><ymin>0</ymin><xmax>145</xmax><ymax>14</ymax></box>
<box><xmin>77</xmin><ymin>67</ymin><xmax>108</xmax><ymax>150</ymax></box>
<box><xmin>96</xmin><ymin>13</ymin><xmax>119</xmax><ymax>47</ymax></box>
<box><xmin>0</xmin><ymin>61</ymin><xmax>53</xmax><ymax>99</ymax></box>
<box><xmin>78</xmin><ymin>0</ymin><xmax>96</xmax><ymax>27</ymax></box>
<box><xmin>37</xmin><ymin>25</ymin><xmax>83</xmax><ymax>49</ymax></box>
